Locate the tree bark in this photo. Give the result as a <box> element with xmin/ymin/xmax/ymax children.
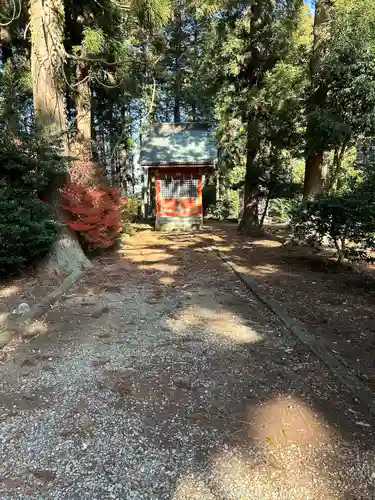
<box><xmin>75</xmin><ymin>61</ymin><xmax>91</xmax><ymax>145</ymax></box>
<box><xmin>303</xmin><ymin>150</ymin><xmax>324</xmax><ymax>198</ymax></box>
<box><xmin>237</xmin><ymin>2</ymin><xmax>274</xmax><ymax>233</ymax></box>
<box><xmin>30</xmin><ymin>0</ymin><xmax>91</xmax><ymax>276</ymax></box>
<box><xmin>173</xmin><ymin>6</ymin><xmax>182</xmax><ymax>123</ymax></box>
<box><xmin>238</xmin><ymin>120</ymin><xmax>262</xmax><ymax>234</ymax></box>
<box><xmin>30</xmin><ymin>0</ymin><xmax>68</xmax><ymax>147</ymax></box>
<box><xmin>174</xmin><ymin>88</ymin><xmax>181</xmax><ymax>123</ymax></box>
<box><xmin>73</xmin><ymin>60</ymin><xmax>96</xmax><ymax>181</ymax></box>
<box><xmin>304</xmin><ymin>0</ymin><xmax>332</xmax><ymax>198</ymax></box>
<box><xmin>259</xmin><ymin>195</ymin><xmax>270</xmax><ymax>229</ymax></box>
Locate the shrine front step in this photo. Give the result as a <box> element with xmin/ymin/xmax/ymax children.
<box><xmin>155</xmin><ymin>216</ymin><xmax>203</xmax><ymax>231</ymax></box>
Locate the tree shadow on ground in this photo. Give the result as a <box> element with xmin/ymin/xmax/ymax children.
<box><xmin>199</xmin><ymin>221</ymin><xmax>375</xmax><ymax>390</ymax></box>
<box><xmin>107</xmin><ymin>224</ymin><xmax>375</xmax><ymax>497</ymax></box>
<box><xmin>1</xmin><ymin>221</ymin><xmax>375</xmax><ymax>498</ymax></box>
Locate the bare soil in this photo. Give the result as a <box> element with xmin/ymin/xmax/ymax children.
<box><xmin>207</xmin><ymin>220</ymin><xmax>375</xmax><ymax>393</ymax></box>
<box><xmin>0</xmin><ymin>270</ymin><xmax>61</xmax><ymax>325</ymax></box>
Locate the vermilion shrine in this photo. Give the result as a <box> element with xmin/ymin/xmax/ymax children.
<box><xmin>140</xmin><ymin>123</ymin><xmax>217</xmax><ymax>230</ymax></box>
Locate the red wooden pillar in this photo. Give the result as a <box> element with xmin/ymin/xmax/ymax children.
<box><xmin>197</xmin><ymin>176</ymin><xmax>203</xmax><ymax>217</ymax></box>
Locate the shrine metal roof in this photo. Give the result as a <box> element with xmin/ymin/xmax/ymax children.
<box><xmin>140</xmin><ymin>123</ymin><xmax>217</xmax><ymax>166</ymax></box>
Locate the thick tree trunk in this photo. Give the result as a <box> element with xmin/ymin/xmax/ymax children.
<box><xmin>303</xmin><ymin>150</ymin><xmax>324</xmax><ymax>198</ymax></box>
<box><xmin>174</xmin><ymin>91</ymin><xmax>181</xmax><ymax>123</ymax></box>
<box><xmin>30</xmin><ymin>0</ymin><xmax>68</xmax><ymax>145</ymax></box>
<box><xmin>238</xmin><ymin>184</ymin><xmax>260</xmax><ymax>233</ymax></box>
<box><xmin>75</xmin><ymin>62</ymin><xmax>91</xmax><ymax>145</ymax></box>
<box><xmin>238</xmin><ymin>121</ymin><xmax>262</xmax><ymax>234</ymax></box>
<box><xmin>30</xmin><ymin>0</ymin><xmax>91</xmax><ymax>276</ymax></box>
<box><xmin>73</xmin><ymin>61</ymin><xmax>95</xmax><ymax>180</ymax></box>
<box><xmin>173</xmin><ymin>6</ymin><xmax>182</xmax><ymax>123</ymax></box>
<box><xmin>304</xmin><ymin>0</ymin><xmax>332</xmax><ymax>199</ymax></box>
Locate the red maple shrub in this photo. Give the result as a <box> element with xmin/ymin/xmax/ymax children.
<box><xmin>60</xmin><ymin>143</ymin><xmax>124</xmax><ymax>250</ymax></box>
<box><xmin>61</xmin><ymin>183</ymin><xmax>123</xmax><ymax>249</ymax></box>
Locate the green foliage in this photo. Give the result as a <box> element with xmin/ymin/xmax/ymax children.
<box><xmin>268</xmin><ymin>198</ymin><xmax>300</xmax><ymax>223</ymax></box>
<box><xmin>256</xmin><ymin>62</ymin><xmax>308</xmax><ymax>153</ymax></box>
<box><xmin>81</xmin><ymin>27</ymin><xmax>105</xmax><ymax>55</ymax></box>
<box><xmin>306</xmin><ymin>0</ymin><xmax>375</xmax><ymax>158</ymax></box>
<box><xmin>6</xmin><ymin>0</ymin><xmax>375</xmax><ymax>249</ymax></box>
<box><xmin>211</xmin><ymin>1</ymin><xmax>310</xmax><ymax>229</ymax></box>
<box><xmin>291</xmin><ymin>145</ymin><xmax>375</xmax><ymax>263</ymax></box>
<box><xmin>0</xmin><ymin>118</ymin><xmax>67</xmax><ymax>275</ymax></box>
<box><xmin>209</xmin><ymin>196</ymin><xmax>238</xmax><ymax>220</ymax></box>
<box><xmin>0</xmin><ymin>188</ymin><xmax>61</xmax><ymax>275</ymax></box>
<box><xmin>0</xmin><ymin>54</ymin><xmax>33</xmax><ymax>134</ymax></box>
<box><xmin>0</xmin><ymin>129</ymin><xmax>68</xmax><ymax>193</ymax></box>
<box><xmin>290</xmin><ymin>196</ymin><xmax>375</xmax><ymax>263</ymax></box>
<box><xmin>202</xmin><ymin>183</ymin><xmax>216</xmax><ymax>215</ymax></box>
<box><xmin>132</xmin><ymin>0</ymin><xmax>171</xmax><ymax>29</ymax></box>
<box><xmin>121</xmin><ymin>195</ymin><xmax>140</xmax><ymax>233</ymax></box>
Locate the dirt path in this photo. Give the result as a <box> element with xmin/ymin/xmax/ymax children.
<box><xmin>1</xmin><ymin>228</ymin><xmax>375</xmax><ymax>499</ymax></box>
<box><xmin>208</xmin><ymin>221</ymin><xmax>375</xmax><ymax>393</ymax></box>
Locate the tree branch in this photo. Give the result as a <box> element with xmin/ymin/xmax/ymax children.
<box><xmin>0</xmin><ymin>0</ymin><xmax>21</xmax><ymax>27</ymax></box>
<box><xmin>65</xmin><ymin>51</ymin><xmax>117</xmax><ymax>66</ymax></box>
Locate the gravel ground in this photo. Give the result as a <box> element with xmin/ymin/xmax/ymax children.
<box><xmin>1</xmin><ymin>229</ymin><xmax>375</xmax><ymax>499</ymax></box>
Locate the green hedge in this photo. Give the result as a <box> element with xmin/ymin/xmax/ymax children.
<box><xmin>0</xmin><ymin>188</ymin><xmax>61</xmax><ymax>275</ymax></box>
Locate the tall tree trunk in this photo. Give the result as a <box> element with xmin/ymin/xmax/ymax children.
<box><xmin>30</xmin><ymin>0</ymin><xmax>68</xmax><ymax>147</ymax></box>
<box><xmin>173</xmin><ymin>6</ymin><xmax>182</xmax><ymax>123</ymax></box>
<box><xmin>174</xmin><ymin>86</ymin><xmax>181</xmax><ymax>123</ymax></box>
<box><xmin>73</xmin><ymin>61</ymin><xmax>95</xmax><ymax>181</ymax></box>
<box><xmin>304</xmin><ymin>0</ymin><xmax>332</xmax><ymax>198</ymax></box>
<box><xmin>120</xmin><ymin>148</ymin><xmax>127</xmax><ymax>192</ymax></box>
<box><xmin>30</xmin><ymin>0</ymin><xmax>91</xmax><ymax>276</ymax></box>
<box><xmin>237</xmin><ymin>2</ymin><xmax>272</xmax><ymax>233</ymax></box>
<box><xmin>75</xmin><ymin>61</ymin><xmax>91</xmax><ymax>145</ymax></box>
<box><xmin>303</xmin><ymin>150</ymin><xmax>324</xmax><ymax>198</ymax></box>
<box><xmin>238</xmin><ymin>120</ymin><xmax>262</xmax><ymax>233</ymax></box>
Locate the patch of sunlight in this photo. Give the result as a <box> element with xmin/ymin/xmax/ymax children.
<box><xmin>167</xmin><ymin>303</ymin><xmax>260</xmax><ymax>344</ymax></box>
<box><xmin>208</xmin><ymin>446</ymin><xmax>336</xmax><ymax>499</ymax></box>
<box><xmin>250</xmin><ymin>265</ymin><xmax>282</xmax><ymax>276</ymax></box>
<box><xmin>215</xmin><ymin>245</ymin><xmax>235</xmax><ymax>252</ymax></box>
<box><xmin>0</xmin><ymin>312</ymin><xmax>9</xmax><ymax>325</ymax></box>
<box><xmin>126</xmin><ymin>252</ymin><xmax>172</xmax><ymax>263</ymax></box>
<box><xmin>197</xmin><ymin>396</ymin><xmax>336</xmax><ymax>499</ymax></box>
<box><xmin>24</xmin><ymin>319</ymin><xmax>48</xmax><ymax>338</ymax></box>
<box><xmin>0</xmin><ymin>285</ymin><xmax>19</xmax><ymax>298</ymax></box>
<box><xmin>173</xmin><ymin>473</ymin><xmax>215</xmax><ymax>500</ymax></box>
<box><xmin>251</xmin><ymin>239</ymin><xmax>282</xmax><ymax>248</ymax></box>
<box><xmin>139</xmin><ymin>263</ymin><xmax>179</xmax><ymax>274</ymax></box>
<box><xmin>159</xmin><ymin>276</ymin><xmax>175</xmax><ymax>285</ymax></box>
<box><xmin>248</xmin><ymin>395</ymin><xmax>332</xmax><ymax>447</ymax></box>
<box><xmin>209</xmin><ymin>234</ymin><xmax>225</xmax><ymax>243</ymax></box>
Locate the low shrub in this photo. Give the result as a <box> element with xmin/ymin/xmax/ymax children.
<box><xmin>61</xmin><ymin>183</ymin><xmax>123</xmax><ymax>250</ymax></box>
<box><xmin>0</xmin><ymin>187</ymin><xmax>61</xmax><ymax>275</ymax></box>
<box><xmin>208</xmin><ymin>195</ymin><xmax>238</xmax><ymax>220</ymax></box>
<box><xmin>121</xmin><ymin>196</ymin><xmax>139</xmax><ymax>222</ymax></box>
<box><xmin>0</xmin><ymin>129</ymin><xmax>68</xmax><ymax>192</ymax></box>
<box><xmin>268</xmin><ymin>198</ymin><xmax>300</xmax><ymax>223</ymax></box>
<box><xmin>290</xmin><ymin>196</ymin><xmax>375</xmax><ymax>263</ymax></box>
<box><xmin>120</xmin><ymin>195</ymin><xmax>140</xmax><ymax>234</ymax></box>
